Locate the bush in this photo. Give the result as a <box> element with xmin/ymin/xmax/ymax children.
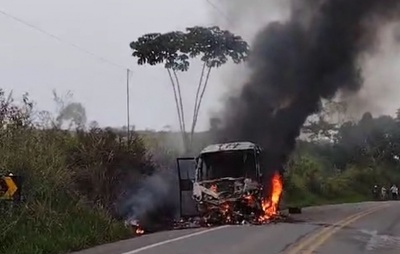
<box><xmin>0</xmin><ymin>91</ymin><xmax>154</xmax><ymax>254</ymax></box>
<box><xmin>284</xmin><ymin>150</ymin><xmax>400</xmax><ymax>207</ymax></box>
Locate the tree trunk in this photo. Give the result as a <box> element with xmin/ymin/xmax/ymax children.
<box><xmin>173</xmin><ymin>70</ymin><xmax>188</xmax><ymax>152</ymax></box>
<box><xmin>191</xmin><ymin>66</ymin><xmax>212</xmax><ymax>145</ymax></box>
<box><xmin>190</xmin><ymin>62</ymin><xmax>207</xmax><ymax>148</ymax></box>
<box><xmin>167</xmin><ymin>69</ymin><xmax>187</xmax><ymax>152</ymax></box>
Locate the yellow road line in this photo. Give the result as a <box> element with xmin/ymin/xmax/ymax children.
<box><xmin>285</xmin><ymin>207</ymin><xmax>376</xmax><ymax>254</ymax></box>
<box><xmin>285</xmin><ymin>205</ymin><xmax>387</xmax><ymax>254</ymax></box>
<box><xmin>303</xmin><ymin>205</ymin><xmax>388</xmax><ymax>253</ymax></box>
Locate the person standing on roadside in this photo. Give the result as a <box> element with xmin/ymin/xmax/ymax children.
<box><xmin>372</xmin><ymin>185</ymin><xmax>379</xmax><ymax>200</ymax></box>
<box><xmin>381</xmin><ymin>186</ymin><xmax>387</xmax><ymax>200</ymax></box>
<box><xmin>390</xmin><ymin>184</ymin><xmax>398</xmax><ymax>200</ymax></box>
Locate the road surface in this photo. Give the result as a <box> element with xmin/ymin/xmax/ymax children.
<box><xmin>72</xmin><ymin>201</ymin><xmax>400</xmax><ymax>254</ymax></box>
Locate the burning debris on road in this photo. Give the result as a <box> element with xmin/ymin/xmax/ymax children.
<box><xmin>194</xmin><ymin>176</ymin><xmax>264</xmax><ymax>225</ymax></box>
<box><xmin>195</xmin><ymin>172</ymin><xmax>283</xmax><ymax>226</ymax></box>
<box><xmin>173</xmin><ymin>171</ymin><xmax>286</xmax><ymax>229</ymax></box>
<box><xmin>124</xmin><ymin>219</ymin><xmax>145</xmax><ymax>237</ymax></box>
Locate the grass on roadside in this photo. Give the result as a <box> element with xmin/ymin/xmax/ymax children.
<box><xmin>1</xmin><ymin>197</ymin><xmax>130</xmax><ymax>254</ymax></box>
<box><xmin>0</xmin><ymin>92</ymin><xmax>148</xmax><ymax>254</ymax></box>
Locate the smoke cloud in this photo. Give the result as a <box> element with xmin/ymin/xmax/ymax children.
<box><xmin>341</xmin><ymin>22</ymin><xmax>400</xmax><ymax>119</ymax></box>
<box><xmin>207</xmin><ymin>0</ymin><xmax>291</xmax><ymax>98</ymax></box>
<box><xmin>219</xmin><ymin>0</ymin><xmax>400</xmax><ymax>172</ymax></box>
<box><xmin>116</xmin><ymin>169</ymin><xmax>179</xmax><ymax>231</ymax></box>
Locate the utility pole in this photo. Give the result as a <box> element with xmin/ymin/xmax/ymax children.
<box><xmin>126</xmin><ymin>69</ymin><xmax>130</xmax><ymax>144</ymax></box>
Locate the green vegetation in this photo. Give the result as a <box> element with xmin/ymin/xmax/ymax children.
<box><xmin>2</xmin><ymin>86</ymin><xmax>400</xmax><ymax>254</ymax></box>
<box><xmin>0</xmin><ymin>90</ymin><xmax>154</xmax><ymax>254</ymax></box>
<box><xmin>283</xmin><ymin>103</ymin><xmax>400</xmax><ymax>207</ymax></box>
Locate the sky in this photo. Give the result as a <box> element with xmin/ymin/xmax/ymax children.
<box><xmin>0</xmin><ymin>0</ymin><xmax>233</xmax><ymax>131</ymax></box>
<box><xmin>2</xmin><ymin>0</ymin><xmax>400</xmax><ymax>131</ymax></box>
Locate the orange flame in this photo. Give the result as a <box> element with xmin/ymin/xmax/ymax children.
<box><xmin>259</xmin><ymin>172</ymin><xmax>283</xmax><ymax>221</ymax></box>
<box><xmin>135</xmin><ymin>227</ymin><xmax>144</xmax><ymax>235</ymax></box>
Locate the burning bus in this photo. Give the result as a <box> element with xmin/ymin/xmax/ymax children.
<box><xmin>177</xmin><ymin>141</ymin><xmax>283</xmax><ymax>225</ymax></box>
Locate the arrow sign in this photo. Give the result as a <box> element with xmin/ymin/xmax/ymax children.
<box><xmin>0</xmin><ymin>176</ymin><xmax>19</xmax><ymax>200</ymax></box>
<box><xmin>4</xmin><ymin>176</ymin><xmax>17</xmax><ymax>198</ymax></box>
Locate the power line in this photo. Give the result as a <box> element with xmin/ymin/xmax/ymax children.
<box><xmin>0</xmin><ymin>8</ymin><xmax>128</xmax><ymax>70</ymax></box>
<box><xmin>0</xmin><ymin>8</ymin><xmax>135</xmax><ymax>131</ymax></box>
<box><xmin>204</xmin><ymin>0</ymin><xmax>232</xmax><ymax>24</ymax></box>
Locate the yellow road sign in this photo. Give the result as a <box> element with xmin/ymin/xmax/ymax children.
<box><xmin>0</xmin><ymin>176</ymin><xmax>18</xmax><ymax>200</ymax></box>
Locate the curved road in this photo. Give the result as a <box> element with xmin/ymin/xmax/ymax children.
<box><xmin>73</xmin><ymin>201</ymin><xmax>400</xmax><ymax>254</ymax></box>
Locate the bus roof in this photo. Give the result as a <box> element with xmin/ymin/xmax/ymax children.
<box><xmin>200</xmin><ymin>141</ymin><xmax>262</xmax><ymax>154</ymax></box>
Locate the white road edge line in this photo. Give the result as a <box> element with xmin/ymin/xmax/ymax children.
<box><xmin>120</xmin><ymin>225</ymin><xmax>231</xmax><ymax>254</ymax></box>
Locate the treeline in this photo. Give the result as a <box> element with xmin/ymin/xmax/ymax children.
<box><xmin>0</xmin><ymin>91</ymin><xmax>156</xmax><ymax>254</ymax></box>
<box><xmin>284</xmin><ymin>109</ymin><xmax>400</xmax><ymax>206</ymax></box>
<box><xmin>142</xmin><ymin>103</ymin><xmax>400</xmax><ymax>207</ymax></box>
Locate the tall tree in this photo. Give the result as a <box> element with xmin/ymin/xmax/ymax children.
<box><xmin>52</xmin><ymin>90</ymin><xmax>87</xmax><ymax>129</ymax></box>
<box><xmin>302</xmin><ymin>99</ymin><xmax>348</xmax><ymax>142</ymax></box>
<box><xmin>130</xmin><ymin>26</ymin><xmax>249</xmax><ymax>152</ymax></box>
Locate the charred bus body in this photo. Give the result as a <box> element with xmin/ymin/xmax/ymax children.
<box><xmin>177</xmin><ymin>142</ymin><xmax>265</xmax><ymax>225</ymax></box>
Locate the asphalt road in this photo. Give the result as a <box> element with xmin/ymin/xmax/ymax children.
<box><xmin>72</xmin><ymin>201</ymin><xmax>400</xmax><ymax>254</ymax></box>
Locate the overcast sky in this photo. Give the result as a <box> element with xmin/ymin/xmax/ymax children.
<box><xmin>2</xmin><ymin>1</ymin><xmax>399</xmax><ymax>131</ymax></box>
<box><xmin>0</xmin><ymin>0</ymin><xmax>235</xmax><ymax>131</ymax></box>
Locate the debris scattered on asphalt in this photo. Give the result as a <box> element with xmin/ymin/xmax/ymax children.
<box><xmin>172</xmin><ymin>211</ymin><xmax>290</xmax><ymax>229</ymax></box>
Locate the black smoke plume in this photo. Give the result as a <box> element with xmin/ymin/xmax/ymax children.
<box><xmin>220</xmin><ymin>0</ymin><xmax>400</xmax><ymax>172</ymax></box>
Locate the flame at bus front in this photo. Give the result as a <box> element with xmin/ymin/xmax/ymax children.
<box><xmin>259</xmin><ymin>172</ymin><xmax>283</xmax><ymax>221</ymax></box>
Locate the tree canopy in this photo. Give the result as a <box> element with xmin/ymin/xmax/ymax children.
<box><xmin>130</xmin><ymin>26</ymin><xmax>249</xmax><ymax>71</ymax></box>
